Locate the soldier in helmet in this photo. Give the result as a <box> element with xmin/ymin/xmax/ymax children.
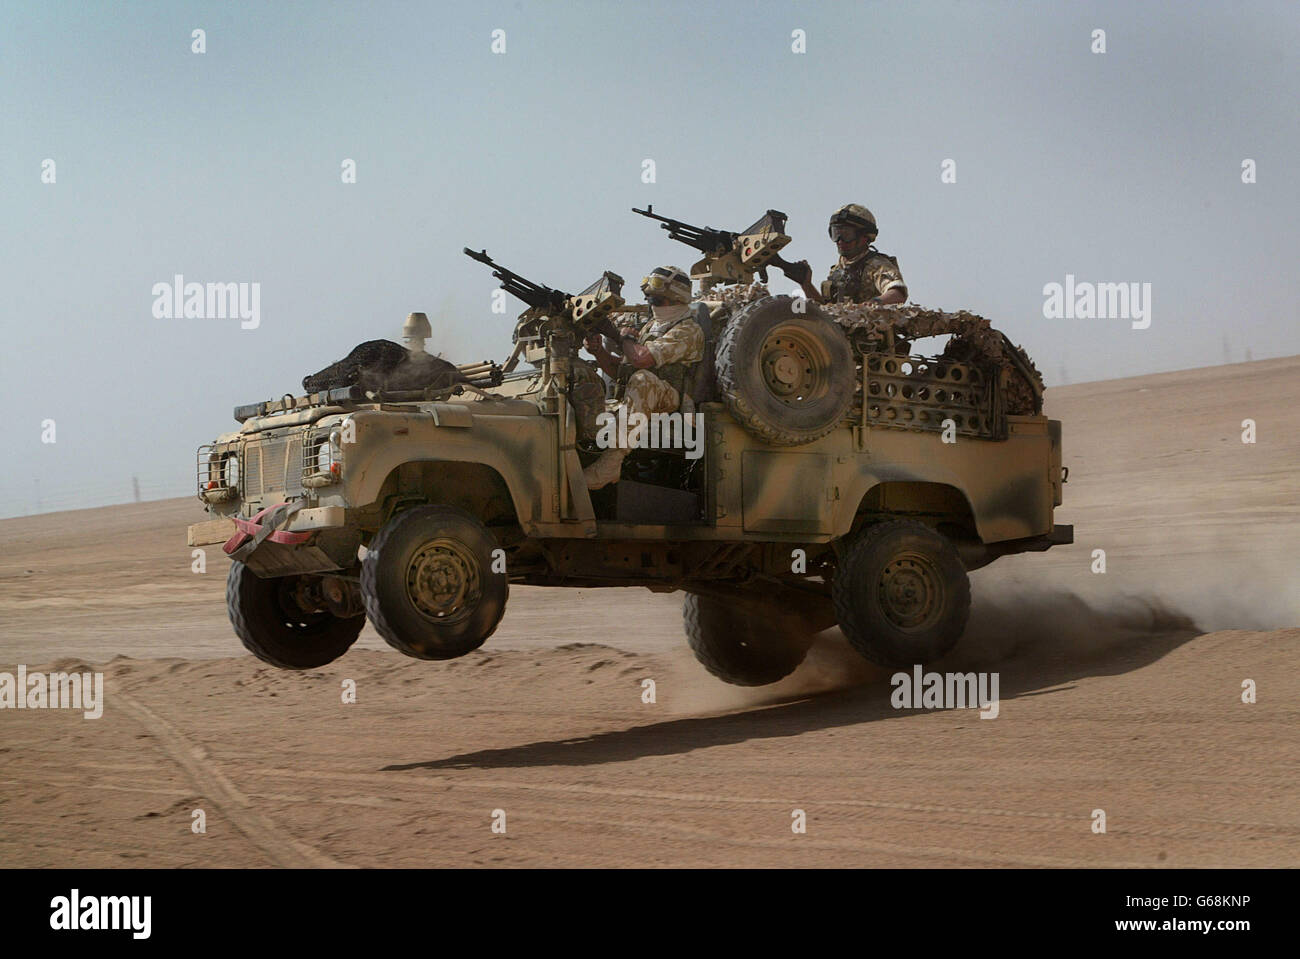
<box><xmin>581</xmin><ymin>265</ymin><xmax>705</xmax><ymax>489</ymax></box>
<box><xmin>786</xmin><ymin>204</ymin><xmax>908</xmax><ymax>306</ymax></box>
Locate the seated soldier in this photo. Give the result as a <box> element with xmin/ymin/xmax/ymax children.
<box><xmin>581</xmin><ymin>265</ymin><xmax>704</xmax><ymax>490</ymax></box>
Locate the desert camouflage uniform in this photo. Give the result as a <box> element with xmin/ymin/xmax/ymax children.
<box><xmin>583</xmin><ymin>311</ymin><xmax>705</xmax><ymax>488</ymax></box>
<box><xmin>619</xmin><ymin>312</ymin><xmax>706</xmax><ymax>418</ymax></box>
<box><xmin>822</xmin><ymin>249</ymin><xmax>907</xmax><ymax>304</ymax></box>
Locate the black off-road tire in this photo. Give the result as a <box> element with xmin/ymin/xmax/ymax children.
<box><xmin>833</xmin><ymin>520</ymin><xmax>971</xmax><ymax>668</ymax></box>
<box><xmin>360</xmin><ymin>505</ymin><xmax>508</xmax><ymax>660</ymax></box>
<box><xmin>683</xmin><ymin>593</ymin><xmax>812</xmax><ymax>686</ymax></box>
<box><xmin>226</xmin><ymin>562</ymin><xmax>365</xmax><ymax>669</ymax></box>
<box><xmin>715</xmin><ymin>295</ymin><xmax>856</xmax><ymax>446</ymax></box>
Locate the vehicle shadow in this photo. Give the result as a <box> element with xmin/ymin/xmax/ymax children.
<box><xmin>384</xmin><ymin>588</ymin><xmax>1202</xmax><ymax>771</ymax></box>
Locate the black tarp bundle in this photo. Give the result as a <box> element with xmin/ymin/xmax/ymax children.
<box><xmin>302</xmin><ymin>340</ymin><xmax>469</xmax><ymax>394</ymax></box>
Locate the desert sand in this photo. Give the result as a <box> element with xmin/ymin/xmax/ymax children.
<box><xmin>1</xmin><ymin>356</ymin><xmax>1296</xmax><ymax>867</ymax></box>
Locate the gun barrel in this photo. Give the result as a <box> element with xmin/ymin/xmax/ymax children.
<box><xmin>631</xmin><ymin>207</ymin><xmax>732</xmax><ymax>254</ymax></box>
<box><xmin>464</xmin><ymin>247</ymin><xmax>568</xmax><ymax>311</ymax></box>
<box><xmin>631</xmin><ymin>206</ymin><xmax>669</xmax><ymax>224</ymax></box>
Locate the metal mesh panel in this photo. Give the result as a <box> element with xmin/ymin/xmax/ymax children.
<box><xmin>862</xmin><ymin>353</ymin><xmax>1004</xmax><ymax>439</ymax></box>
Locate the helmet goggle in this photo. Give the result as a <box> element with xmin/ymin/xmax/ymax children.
<box><xmin>640</xmin><ymin>267</ymin><xmax>679</xmax><ymax>294</ymax></box>
<box><xmin>828</xmin><ymin>218</ymin><xmax>875</xmax><ymax>241</ymax></box>
<box><xmin>640</xmin><ymin>267</ymin><xmax>689</xmax><ymax>303</ymax></box>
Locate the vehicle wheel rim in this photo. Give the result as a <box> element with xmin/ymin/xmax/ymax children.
<box><xmin>877</xmin><ymin>552</ymin><xmax>944</xmax><ymax>631</ymax></box>
<box><xmin>760</xmin><ymin>325</ymin><xmax>831</xmax><ymax>406</ymax></box>
<box><xmin>405</xmin><ymin>539</ymin><xmax>482</xmax><ymax>624</ymax></box>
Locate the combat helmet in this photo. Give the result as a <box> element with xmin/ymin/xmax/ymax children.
<box><xmin>828</xmin><ymin>203</ymin><xmax>878</xmax><ymax>242</ymax></box>
<box><xmin>640</xmin><ymin>265</ymin><xmax>692</xmax><ymax>305</ymax></box>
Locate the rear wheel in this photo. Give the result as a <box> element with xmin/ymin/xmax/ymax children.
<box><xmin>683</xmin><ymin>593</ymin><xmax>813</xmax><ymax>686</ymax></box>
<box><xmin>833</xmin><ymin>520</ymin><xmax>971</xmax><ymax>667</ymax></box>
<box><xmin>715</xmin><ymin>295</ymin><xmax>856</xmax><ymax>446</ymax></box>
<box><xmin>360</xmin><ymin>505</ymin><xmax>508</xmax><ymax>660</ymax></box>
<box><xmin>226</xmin><ymin>563</ymin><xmax>365</xmax><ymax>669</ymax></box>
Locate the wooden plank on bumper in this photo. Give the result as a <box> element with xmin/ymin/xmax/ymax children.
<box><xmin>188</xmin><ymin>518</ymin><xmax>237</xmax><ymax>546</ymax></box>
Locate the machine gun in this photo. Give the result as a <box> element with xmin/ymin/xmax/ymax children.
<box><xmin>632</xmin><ymin>206</ymin><xmax>798</xmax><ymax>290</ymax></box>
<box><xmin>464</xmin><ymin>247</ymin><xmax>570</xmax><ymax>314</ymax></box>
<box><xmin>464</xmin><ymin>248</ymin><xmax>627</xmax><ymax>370</ymax></box>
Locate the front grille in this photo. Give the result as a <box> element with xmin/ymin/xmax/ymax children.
<box><xmin>243</xmin><ymin>433</ymin><xmax>303</xmax><ymax>500</ymax></box>
<box><xmin>243</xmin><ymin>444</ymin><xmax>262</xmax><ymax>498</ymax></box>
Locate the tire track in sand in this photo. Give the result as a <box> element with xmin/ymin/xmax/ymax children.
<box><xmin>115</xmin><ymin>691</ymin><xmax>349</xmax><ymax>869</ymax></box>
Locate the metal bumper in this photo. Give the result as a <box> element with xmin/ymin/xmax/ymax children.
<box><xmin>187</xmin><ymin>506</ymin><xmax>347</xmax><ymax>547</ymax></box>
<box><xmin>1015</xmin><ymin>523</ymin><xmax>1074</xmax><ymax>552</ymax></box>
<box><xmin>1046</xmin><ymin>523</ymin><xmax>1074</xmax><ymax>546</ymax></box>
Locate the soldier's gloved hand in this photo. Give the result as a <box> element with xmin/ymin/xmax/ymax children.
<box><xmin>781</xmin><ymin>259</ymin><xmax>813</xmax><ymax>285</ymax></box>
<box><xmin>583</xmin><ymin>334</ymin><xmax>603</xmax><ymax>355</ymax></box>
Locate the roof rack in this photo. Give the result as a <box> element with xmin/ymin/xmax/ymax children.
<box><xmin>234</xmin><ymin>360</ymin><xmax>504</xmax><ymax>423</ymax></box>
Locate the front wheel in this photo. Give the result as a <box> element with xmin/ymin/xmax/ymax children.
<box><xmin>360</xmin><ymin>505</ymin><xmax>508</xmax><ymax>660</ymax></box>
<box><xmin>832</xmin><ymin>520</ymin><xmax>971</xmax><ymax>668</ymax></box>
<box><xmin>226</xmin><ymin>563</ymin><xmax>365</xmax><ymax>669</ymax></box>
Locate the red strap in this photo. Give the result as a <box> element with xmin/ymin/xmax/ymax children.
<box><xmin>232</xmin><ymin>516</ymin><xmax>313</xmax><ymax>544</ymax></box>
<box><xmin>222</xmin><ymin>503</ymin><xmax>312</xmax><ymax>555</ymax></box>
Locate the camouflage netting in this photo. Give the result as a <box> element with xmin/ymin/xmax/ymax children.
<box><xmin>700</xmin><ymin>281</ymin><xmax>772</xmax><ymax>310</ymax></box>
<box><xmin>698</xmin><ymin>285</ymin><xmax>1045</xmax><ymax>415</ymax></box>
<box><xmin>822</xmin><ymin>303</ymin><xmax>1043</xmax><ymax>415</ymax></box>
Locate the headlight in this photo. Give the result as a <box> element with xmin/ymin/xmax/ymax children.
<box><xmin>223</xmin><ymin>452</ymin><xmax>240</xmax><ymax>489</ymax></box>
<box><xmin>197</xmin><ymin>444</ymin><xmax>240</xmax><ymax>502</ymax></box>
<box><xmin>303</xmin><ymin>432</ymin><xmax>341</xmax><ymax>486</ymax></box>
<box><xmin>314</xmin><ymin>437</ymin><xmax>332</xmax><ymax>474</ymax></box>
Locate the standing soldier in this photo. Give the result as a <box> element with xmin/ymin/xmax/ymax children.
<box><xmin>581</xmin><ymin>265</ymin><xmax>704</xmax><ymax>490</ymax></box>
<box><xmin>786</xmin><ymin>204</ymin><xmax>908</xmax><ymax>305</ymax></box>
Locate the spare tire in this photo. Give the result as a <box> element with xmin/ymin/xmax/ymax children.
<box><xmin>715</xmin><ymin>295</ymin><xmax>855</xmax><ymax>446</ymax></box>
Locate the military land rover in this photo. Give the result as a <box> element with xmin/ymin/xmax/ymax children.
<box><xmin>190</xmin><ymin>209</ymin><xmax>1071</xmax><ymax>686</ymax></box>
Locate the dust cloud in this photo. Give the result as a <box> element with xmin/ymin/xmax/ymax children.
<box><xmin>664</xmin><ymin>584</ymin><xmax>1208</xmax><ymax>715</ymax></box>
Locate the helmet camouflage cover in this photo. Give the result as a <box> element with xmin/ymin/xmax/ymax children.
<box><xmin>640</xmin><ymin>265</ymin><xmax>693</xmax><ymax>305</ymax></box>
<box><xmin>828</xmin><ymin>203</ymin><xmax>878</xmax><ymax>241</ymax></box>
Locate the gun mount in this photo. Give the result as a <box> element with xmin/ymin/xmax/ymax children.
<box><xmin>464</xmin><ymin>248</ymin><xmax>627</xmax><ymax>372</ymax></box>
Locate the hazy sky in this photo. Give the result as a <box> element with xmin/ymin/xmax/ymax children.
<box><xmin>2</xmin><ymin>0</ymin><xmax>1297</xmax><ymax>517</ymax></box>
